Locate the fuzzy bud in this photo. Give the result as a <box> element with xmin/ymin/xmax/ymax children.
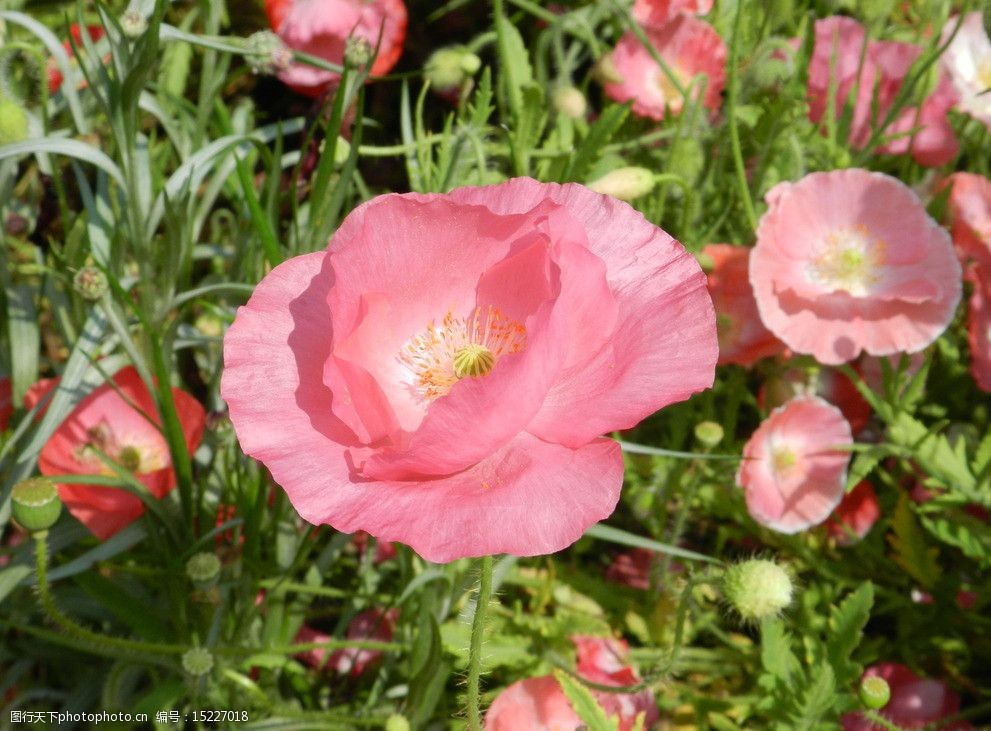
<box><xmin>384</xmin><ymin>715</ymin><xmax>411</xmax><ymax>731</ymax></box>
<box><xmin>858</xmin><ymin>675</ymin><xmax>891</xmax><ymax>710</ymax></box>
<box><xmin>694</xmin><ymin>421</ymin><xmax>724</xmax><ymax>447</ymax></box>
<box><xmin>245</xmin><ymin>31</ymin><xmax>292</xmax><ymax>75</ymax></box>
<box><xmin>722</xmin><ymin>559</ymin><xmax>793</xmax><ymax>621</ymax></box>
<box><xmin>344</xmin><ymin>36</ymin><xmax>373</xmax><ymax>70</ymax></box>
<box><xmin>587</xmin><ymin>167</ymin><xmax>656</xmax><ymax>202</ymax></box>
<box><xmin>182</xmin><ymin>647</ymin><xmax>214</xmax><ymax>677</ymax></box>
<box><xmin>551</xmin><ymin>86</ymin><xmax>587</xmax><ymax>119</ymax></box>
<box><xmin>0</xmin><ymin>98</ymin><xmax>29</xmax><ymax>145</ymax></box>
<box><xmin>120</xmin><ymin>10</ymin><xmax>148</xmax><ymax>39</ymax></box>
<box><xmin>12</xmin><ymin>477</ymin><xmax>62</xmax><ymax>533</ymax></box>
<box><xmin>424</xmin><ymin>47</ymin><xmax>481</xmax><ymax>93</ymax></box>
<box><xmin>186</xmin><ymin>552</ymin><xmax>222</xmax><ymax>589</ymax></box>
<box><xmin>73</xmin><ymin>266</ymin><xmax>108</xmax><ymax>301</ymax></box>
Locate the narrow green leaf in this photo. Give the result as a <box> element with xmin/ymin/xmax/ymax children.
<box><xmin>553</xmin><ymin>670</ymin><xmax>618</xmax><ymax>731</ymax></box>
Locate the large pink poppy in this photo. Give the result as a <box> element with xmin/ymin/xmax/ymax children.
<box><xmin>38</xmin><ymin>366</ymin><xmax>206</xmax><ymax>540</ymax></box>
<box><xmin>602</xmin><ymin>13</ymin><xmax>726</xmax><ymax>120</ymax></box>
<box><xmin>750</xmin><ymin>169</ymin><xmax>961</xmax><ymax>365</ymax></box>
<box><xmin>736</xmin><ymin>395</ymin><xmax>853</xmax><ymax>533</ymax></box>
<box><xmin>264</xmin><ymin>0</ymin><xmax>408</xmax><ymax>97</ymax></box>
<box><xmin>222</xmin><ymin>177</ymin><xmax>717</xmax><ymax>562</ymax></box>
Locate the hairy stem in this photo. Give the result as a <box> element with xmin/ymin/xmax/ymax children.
<box><xmin>466</xmin><ymin>554</ymin><xmax>494</xmax><ymax>730</ymax></box>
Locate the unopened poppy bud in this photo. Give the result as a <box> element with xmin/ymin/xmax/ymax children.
<box><xmin>12</xmin><ymin>478</ymin><xmax>62</xmax><ymax>533</ymax></box>
<box><xmin>344</xmin><ymin>36</ymin><xmax>373</xmax><ymax>69</ymax></box>
<box><xmin>552</xmin><ymin>85</ymin><xmax>587</xmax><ymax>119</ymax></box>
<box><xmin>694</xmin><ymin>421</ymin><xmax>724</xmax><ymax>447</ymax></box>
<box><xmin>182</xmin><ymin>647</ymin><xmax>214</xmax><ymax>676</ymax></box>
<box><xmin>0</xmin><ymin>98</ymin><xmax>29</xmax><ymax>145</ymax></box>
<box><xmin>587</xmin><ymin>167</ymin><xmax>656</xmax><ymax>202</ymax></box>
<box><xmin>186</xmin><ymin>552</ymin><xmax>221</xmax><ymax>589</ymax></box>
<box><xmin>722</xmin><ymin>559</ymin><xmax>793</xmax><ymax>621</ymax></box>
<box><xmin>120</xmin><ymin>10</ymin><xmax>148</xmax><ymax>39</ymax></box>
<box><xmin>425</xmin><ymin>47</ymin><xmax>481</xmax><ymax>93</ymax></box>
<box><xmin>593</xmin><ymin>54</ymin><xmax>623</xmax><ymax>85</ymax></box>
<box><xmin>245</xmin><ymin>30</ymin><xmax>292</xmax><ymax>75</ymax></box>
<box><xmin>73</xmin><ymin>266</ymin><xmax>108</xmax><ymax>301</ymax></box>
<box><xmin>384</xmin><ymin>715</ymin><xmax>410</xmax><ymax>731</ymax></box>
<box><xmin>858</xmin><ymin>675</ymin><xmax>891</xmax><ymax>710</ymax></box>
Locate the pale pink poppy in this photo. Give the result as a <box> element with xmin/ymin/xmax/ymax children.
<box><xmin>0</xmin><ymin>376</ymin><xmax>11</xmax><ymax>431</ymax></box>
<box><xmin>633</xmin><ymin>0</ymin><xmax>713</xmax><ymax>27</ymax></box>
<box><xmin>757</xmin><ymin>365</ymin><xmax>871</xmax><ymax>435</ymax></box>
<box><xmin>703</xmin><ymin>244</ymin><xmax>786</xmax><ymax>367</ymax></box>
<box><xmin>750</xmin><ymin>169</ymin><xmax>962</xmax><ymax>365</ymax></box>
<box><xmin>940</xmin><ymin>12</ymin><xmax>991</xmax><ymax>130</ymax></box>
<box><xmin>826</xmin><ymin>480</ymin><xmax>880</xmax><ymax>544</ymax></box>
<box><xmin>485</xmin><ymin>636</ymin><xmax>657</xmax><ymax>731</ymax></box>
<box><xmin>966</xmin><ymin>263</ymin><xmax>991</xmax><ymax>392</ymax></box>
<box><xmin>37</xmin><ymin>366</ymin><xmax>206</xmax><ymax>540</ymax></box>
<box><xmin>222</xmin><ymin>177</ymin><xmax>716</xmax><ymax>562</ymax></box>
<box><xmin>806</xmin><ymin>17</ymin><xmax>958</xmax><ymax>167</ymax></box>
<box><xmin>264</xmin><ymin>0</ymin><xmax>408</xmax><ymax>97</ymax></box>
<box><xmin>947</xmin><ymin>172</ymin><xmax>991</xmax><ymax>265</ymax></box>
<box><xmin>736</xmin><ymin>395</ymin><xmax>853</xmax><ymax>533</ymax></box>
<box><xmin>842</xmin><ymin>663</ymin><xmax>972</xmax><ymax>730</ymax></box>
<box><xmin>602</xmin><ymin>14</ymin><xmax>726</xmax><ymax>120</ymax></box>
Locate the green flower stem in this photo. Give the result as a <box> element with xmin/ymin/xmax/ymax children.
<box><xmin>725</xmin><ymin>0</ymin><xmax>758</xmax><ymax>231</ymax></box>
<box><xmin>466</xmin><ymin>554</ymin><xmax>494</xmax><ymax>731</ymax></box>
<box><xmin>33</xmin><ymin>531</ymin><xmax>187</xmax><ymax>658</ymax></box>
<box><xmin>862</xmin><ymin>712</ymin><xmax>906</xmax><ymax>731</ymax></box>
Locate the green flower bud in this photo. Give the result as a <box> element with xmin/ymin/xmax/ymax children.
<box><xmin>384</xmin><ymin>715</ymin><xmax>411</xmax><ymax>731</ymax></box>
<box><xmin>694</xmin><ymin>421</ymin><xmax>724</xmax><ymax>447</ymax></box>
<box><xmin>859</xmin><ymin>675</ymin><xmax>891</xmax><ymax>710</ymax></box>
<box><xmin>182</xmin><ymin>647</ymin><xmax>214</xmax><ymax>677</ymax></box>
<box><xmin>587</xmin><ymin>167</ymin><xmax>656</xmax><ymax>202</ymax></box>
<box><xmin>120</xmin><ymin>10</ymin><xmax>148</xmax><ymax>39</ymax></box>
<box><xmin>551</xmin><ymin>86</ymin><xmax>587</xmax><ymax>120</ymax></box>
<box><xmin>424</xmin><ymin>47</ymin><xmax>481</xmax><ymax>93</ymax></box>
<box><xmin>73</xmin><ymin>266</ymin><xmax>108</xmax><ymax>301</ymax></box>
<box><xmin>593</xmin><ymin>54</ymin><xmax>623</xmax><ymax>85</ymax></box>
<box><xmin>245</xmin><ymin>30</ymin><xmax>292</xmax><ymax>76</ymax></box>
<box><xmin>722</xmin><ymin>559</ymin><xmax>793</xmax><ymax>621</ymax></box>
<box><xmin>186</xmin><ymin>552</ymin><xmax>221</xmax><ymax>589</ymax></box>
<box><xmin>344</xmin><ymin>36</ymin><xmax>373</xmax><ymax>69</ymax></box>
<box><xmin>0</xmin><ymin>98</ymin><xmax>29</xmax><ymax>145</ymax></box>
<box><xmin>12</xmin><ymin>477</ymin><xmax>62</xmax><ymax>533</ymax></box>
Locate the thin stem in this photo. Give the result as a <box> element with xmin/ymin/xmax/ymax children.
<box><xmin>725</xmin><ymin>0</ymin><xmax>758</xmax><ymax>231</ymax></box>
<box><xmin>466</xmin><ymin>554</ymin><xmax>494</xmax><ymax>730</ymax></box>
<box><xmin>862</xmin><ymin>711</ymin><xmax>907</xmax><ymax>731</ymax></box>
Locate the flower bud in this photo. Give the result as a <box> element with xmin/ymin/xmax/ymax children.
<box><xmin>0</xmin><ymin>98</ymin><xmax>29</xmax><ymax>145</ymax></box>
<box><xmin>694</xmin><ymin>421</ymin><xmax>724</xmax><ymax>447</ymax></box>
<box><xmin>858</xmin><ymin>675</ymin><xmax>891</xmax><ymax>710</ymax></box>
<box><xmin>12</xmin><ymin>477</ymin><xmax>62</xmax><ymax>533</ymax></box>
<box><xmin>424</xmin><ymin>46</ymin><xmax>481</xmax><ymax>93</ymax></box>
<box><xmin>722</xmin><ymin>559</ymin><xmax>793</xmax><ymax>621</ymax></box>
<box><xmin>593</xmin><ymin>54</ymin><xmax>623</xmax><ymax>85</ymax></box>
<box><xmin>73</xmin><ymin>266</ymin><xmax>108</xmax><ymax>301</ymax></box>
<box><xmin>344</xmin><ymin>36</ymin><xmax>373</xmax><ymax>70</ymax></box>
<box><xmin>186</xmin><ymin>552</ymin><xmax>222</xmax><ymax>589</ymax></box>
<box><xmin>245</xmin><ymin>30</ymin><xmax>293</xmax><ymax>75</ymax></box>
<box><xmin>384</xmin><ymin>715</ymin><xmax>411</xmax><ymax>731</ymax></box>
<box><xmin>551</xmin><ymin>86</ymin><xmax>587</xmax><ymax>119</ymax></box>
<box><xmin>182</xmin><ymin>647</ymin><xmax>214</xmax><ymax>676</ymax></box>
<box><xmin>587</xmin><ymin>167</ymin><xmax>656</xmax><ymax>202</ymax></box>
<box><xmin>120</xmin><ymin>10</ymin><xmax>148</xmax><ymax>39</ymax></box>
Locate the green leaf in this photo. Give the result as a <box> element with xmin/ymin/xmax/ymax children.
<box><xmin>407</xmin><ymin>605</ymin><xmax>449</xmax><ymax>727</ymax></box>
<box><xmin>825</xmin><ymin>582</ymin><xmax>873</xmax><ymax>683</ymax></box>
<box><xmin>563</xmin><ymin>104</ymin><xmax>629</xmax><ymax>182</ymax></box>
<box><xmin>888</xmin><ymin>494</ymin><xmax>940</xmax><ymax>588</ymax></box>
<box><xmin>584</xmin><ymin>523</ymin><xmax>720</xmax><ymax>564</ymax></box>
<box><xmin>553</xmin><ymin>670</ymin><xmax>618</xmax><ymax>731</ymax></box>
<box><xmin>886</xmin><ymin>412</ymin><xmax>979</xmax><ymax>502</ymax></box>
<box><xmin>760</xmin><ymin>618</ymin><xmax>801</xmax><ymax>685</ymax></box>
<box><xmin>0</xmin><ymin>138</ymin><xmax>124</xmax><ymax>187</ymax></box>
<box><xmin>845</xmin><ymin>447</ymin><xmax>886</xmax><ymax>491</ymax></box>
<box><xmin>919</xmin><ymin>511</ymin><xmax>991</xmax><ymax>568</ymax></box>
<box><xmin>791</xmin><ymin>665</ymin><xmax>836</xmax><ymax>728</ymax></box>
<box><xmin>494</xmin><ymin>5</ymin><xmax>533</xmax><ymax>120</ymax></box>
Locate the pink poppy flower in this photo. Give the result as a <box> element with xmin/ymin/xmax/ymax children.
<box><xmin>826</xmin><ymin>480</ymin><xmax>880</xmax><ymax>544</ymax></box>
<box><xmin>485</xmin><ymin>636</ymin><xmax>658</xmax><ymax>731</ymax></box>
<box><xmin>736</xmin><ymin>395</ymin><xmax>853</xmax><ymax>533</ymax></box>
<box><xmin>23</xmin><ymin>376</ymin><xmax>59</xmax><ymax>417</ymax></box>
<box><xmin>947</xmin><ymin>173</ymin><xmax>991</xmax><ymax>266</ymax></box>
<box><xmin>966</xmin><ymin>263</ymin><xmax>991</xmax><ymax>392</ymax></box>
<box><xmin>703</xmin><ymin>244</ymin><xmax>786</xmax><ymax>367</ymax></box>
<box><xmin>633</xmin><ymin>0</ymin><xmax>714</xmax><ymax>28</ymax></box>
<box><xmin>37</xmin><ymin>366</ymin><xmax>206</xmax><ymax>540</ymax></box>
<box><xmin>757</xmin><ymin>365</ymin><xmax>871</xmax><ymax>435</ymax></box>
<box><xmin>264</xmin><ymin>0</ymin><xmax>408</xmax><ymax>97</ymax></box>
<box><xmin>222</xmin><ymin>177</ymin><xmax>716</xmax><ymax>562</ymax></box>
<box><xmin>750</xmin><ymin>169</ymin><xmax>962</xmax><ymax>365</ymax></box>
<box><xmin>940</xmin><ymin>12</ymin><xmax>991</xmax><ymax>131</ymax></box>
<box><xmin>806</xmin><ymin>17</ymin><xmax>958</xmax><ymax>167</ymax></box>
<box><xmin>602</xmin><ymin>14</ymin><xmax>726</xmax><ymax>120</ymax></box>
<box><xmin>0</xmin><ymin>376</ymin><xmax>11</xmax><ymax>431</ymax></box>
<box><xmin>842</xmin><ymin>663</ymin><xmax>972</xmax><ymax>730</ymax></box>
